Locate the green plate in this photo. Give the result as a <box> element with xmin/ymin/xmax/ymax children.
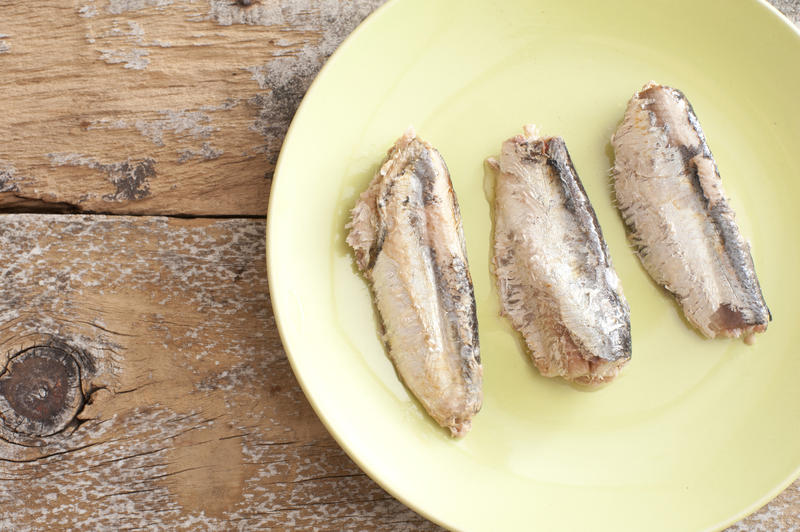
<box><xmin>267</xmin><ymin>1</ymin><xmax>800</xmax><ymax>529</ymax></box>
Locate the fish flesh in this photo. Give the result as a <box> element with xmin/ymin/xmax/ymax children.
<box><xmin>490</xmin><ymin>125</ymin><xmax>631</xmax><ymax>385</ymax></box>
<box><xmin>612</xmin><ymin>81</ymin><xmax>770</xmax><ymax>341</ymax></box>
<box><xmin>346</xmin><ymin>128</ymin><xmax>482</xmax><ymax>437</ymax></box>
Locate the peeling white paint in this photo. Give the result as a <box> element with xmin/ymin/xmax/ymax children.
<box><xmin>244</xmin><ymin>64</ymin><xmax>270</xmax><ymax>89</ymax></box>
<box><xmin>177</xmin><ymin>142</ymin><xmax>223</xmax><ymax>163</ymax></box>
<box><xmin>98</xmin><ymin>47</ymin><xmax>150</xmax><ymax>70</ymax></box>
<box><xmin>92</xmin><ymin>21</ymin><xmax>149</xmax><ymax>68</ymax></box>
<box><xmin>102</xmin><ymin>20</ymin><xmax>146</xmax><ymax>41</ymax></box>
<box><xmin>0</xmin><ymin>34</ymin><xmax>10</xmax><ymax>54</ymax></box>
<box><xmin>134</xmin><ymin>110</ymin><xmax>217</xmax><ymax>146</ymax></box>
<box><xmin>85</xmin><ymin>108</ymin><xmax>219</xmax><ymax>148</ymax></box>
<box><xmin>87</xmin><ymin>118</ymin><xmax>129</xmax><ymax>131</ymax></box>
<box><xmin>90</xmin><ymin>20</ymin><xmax>171</xmax><ymax>69</ymax></box>
<box><xmin>241</xmin><ymin>0</ymin><xmax>387</xmax><ymax>168</ymax></box>
<box><xmin>107</xmin><ymin>0</ymin><xmax>173</xmax><ymax>15</ymax></box>
<box><xmin>0</xmin><ymin>160</ymin><xmax>20</xmax><ymax>192</ymax></box>
<box><xmin>78</xmin><ymin>4</ymin><xmax>98</xmax><ymax>18</ymax></box>
<box><xmin>207</xmin><ymin>0</ymin><xmax>283</xmax><ymax>26</ymax></box>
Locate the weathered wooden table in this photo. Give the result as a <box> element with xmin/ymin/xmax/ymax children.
<box><xmin>0</xmin><ymin>1</ymin><xmax>797</xmax><ymax>529</ymax></box>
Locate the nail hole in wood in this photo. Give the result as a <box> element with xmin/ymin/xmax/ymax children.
<box><xmin>0</xmin><ymin>346</ymin><xmax>85</xmax><ymax>438</ymax></box>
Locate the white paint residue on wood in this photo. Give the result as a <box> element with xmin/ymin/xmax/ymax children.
<box><xmin>98</xmin><ymin>47</ymin><xmax>150</xmax><ymax>69</ymax></box>
<box><xmin>107</xmin><ymin>0</ymin><xmax>174</xmax><ymax>15</ymax></box>
<box><xmin>134</xmin><ymin>110</ymin><xmax>217</xmax><ymax>146</ymax></box>
<box><xmin>93</xmin><ymin>20</ymin><xmax>154</xmax><ymax>69</ymax></box>
<box><xmin>207</xmin><ymin>0</ymin><xmax>283</xmax><ymax>26</ymax></box>
<box><xmin>177</xmin><ymin>142</ymin><xmax>223</xmax><ymax>163</ymax></box>
<box><xmin>0</xmin><ymin>160</ymin><xmax>20</xmax><ymax>192</ymax></box>
<box><xmin>78</xmin><ymin>3</ymin><xmax>98</xmax><ymax>18</ymax></box>
<box><xmin>243</xmin><ymin>0</ymin><xmax>386</xmax><ymax>167</ymax></box>
<box><xmin>86</xmin><ymin>118</ymin><xmax>129</xmax><ymax>130</ymax></box>
<box><xmin>86</xmin><ymin>110</ymin><xmax>219</xmax><ymax>146</ymax></box>
<box><xmin>0</xmin><ymin>34</ymin><xmax>9</xmax><ymax>54</ymax></box>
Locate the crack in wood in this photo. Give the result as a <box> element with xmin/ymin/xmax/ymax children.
<box><xmin>72</xmin><ymin>446</ymin><xmax>170</xmax><ymax>474</ymax></box>
<box><xmin>0</xmin><ymin>438</ymin><xmax>112</xmax><ymax>464</ymax></box>
<box><xmin>113</xmin><ymin>382</ymin><xmax>156</xmax><ymax>395</ymax></box>
<box><xmin>0</xmin><ymin>195</ymin><xmax>82</xmax><ymax>214</ymax></box>
<box><xmin>217</xmin><ymin>432</ymin><xmax>251</xmax><ymax>441</ymax></box>
<box><xmin>94</xmin><ymin>487</ymin><xmax>162</xmax><ymax>500</ymax></box>
<box><xmin>161</xmin><ymin>415</ymin><xmax>225</xmax><ymax>440</ymax></box>
<box><xmin>148</xmin><ymin>465</ymin><xmax>211</xmax><ymax>480</ymax></box>
<box><xmin>68</xmin><ymin>319</ymin><xmax>138</xmax><ymax>338</ymax></box>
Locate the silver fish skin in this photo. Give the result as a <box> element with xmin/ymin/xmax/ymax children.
<box><xmin>612</xmin><ymin>81</ymin><xmax>770</xmax><ymax>341</ymax></box>
<box><xmin>491</xmin><ymin>125</ymin><xmax>631</xmax><ymax>385</ymax></box>
<box><xmin>346</xmin><ymin>128</ymin><xmax>482</xmax><ymax>437</ymax></box>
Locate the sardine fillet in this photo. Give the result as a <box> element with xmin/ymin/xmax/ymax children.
<box><xmin>612</xmin><ymin>81</ymin><xmax>770</xmax><ymax>340</ymax></box>
<box><xmin>346</xmin><ymin>128</ymin><xmax>482</xmax><ymax>437</ymax></box>
<box><xmin>492</xmin><ymin>126</ymin><xmax>631</xmax><ymax>384</ymax></box>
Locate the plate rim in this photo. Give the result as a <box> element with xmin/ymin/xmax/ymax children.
<box><xmin>266</xmin><ymin>0</ymin><xmax>800</xmax><ymax>529</ymax></box>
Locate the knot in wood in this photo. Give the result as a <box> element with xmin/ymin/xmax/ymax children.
<box><xmin>0</xmin><ymin>346</ymin><xmax>84</xmax><ymax>438</ymax></box>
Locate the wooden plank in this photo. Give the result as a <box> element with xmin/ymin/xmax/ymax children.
<box><xmin>0</xmin><ymin>214</ymin><xmax>434</xmax><ymax>530</ymax></box>
<box><xmin>1</xmin><ymin>0</ymin><xmax>796</xmax><ymax>218</ymax></box>
<box><xmin>0</xmin><ymin>0</ymin><xmax>385</xmax><ymax>216</ymax></box>
<box><xmin>0</xmin><ymin>213</ymin><xmax>796</xmax><ymax>528</ymax></box>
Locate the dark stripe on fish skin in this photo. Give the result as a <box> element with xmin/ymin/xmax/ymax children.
<box><xmin>639</xmin><ymin>83</ymin><xmax>770</xmax><ymax>325</ymax></box>
<box><xmin>675</xmin><ymin>110</ymin><xmax>771</xmax><ymax>326</ymax></box>
<box><xmin>413</xmin><ymin>149</ymin><xmax>440</xmax><ymax>206</ymax></box>
<box><xmin>683</xmin><ymin>98</ymin><xmax>717</xmax><ymax>162</ymax></box>
<box><xmin>468</xmin><ymin>302</ymin><xmax>480</xmax><ymax>365</ymax></box>
<box><xmin>607</xmin><ymin>295</ymin><xmax>633</xmax><ymax>360</ymax></box>
<box><xmin>414</xmin><ymin>143</ymin><xmax>480</xmax><ymax>354</ymax></box>
<box><xmin>681</xmin><ymin>101</ymin><xmax>769</xmax><ymax>323</ymax></box>
<box><xmin>544</xmin><ymin>137</ymin><xmax>613</xmax><ymax>270</ymax></box>
<box><xmin>545</xmin><ymin>143</ymin><xmax>579</xmax><ymax>215</ymax></box>
<box><xmin>367</xmin><ymin>227</ymin><xmax>386</xmax><ymax>272</ymax></box>
<box><xmin>708</xmin><ymin>201</ymin><xmax>770</xmax><ymax>324</ymax></box>
<box><xmin>370</xmin><ymin>175</ymin><xmax>400</xmax><ymax>271</ymax></box>
<box><xmin>450</xmin><ymin>255</ymin><xmax>481</xmax><ymax>368</ymax></box>
<box><xmin>685</xmin><ymin>157</ymin><xmax>711</xmax><ymax>211</ymax></box>
<box><xmin>618</xmin><ymin>319</ymin><xmax>632</xmax><ymax>359</ymax></box>
<box><xmin>519</xmin><ymin>136</ymin><xmax>631</xmax><ymax>362</ymax></box>
<box><xmin>428</xmin><ymin>247</ymin><xmax>481</xmax><ymax>363</ymax></box>
<box><xmin>408</xmin><ymin>141</ymin><xmax>480</xmax><ymax>356</ymax></box>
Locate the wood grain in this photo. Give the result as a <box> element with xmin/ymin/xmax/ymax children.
<box><xmin>0</xmin><ymin>214</ymin><xmax>435</xmax><ymax>530</ymax></box>
<box><xmin>0</xmin><ymin>0</ymin><xmax>384</xmax><ymax>216</ymax></box>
